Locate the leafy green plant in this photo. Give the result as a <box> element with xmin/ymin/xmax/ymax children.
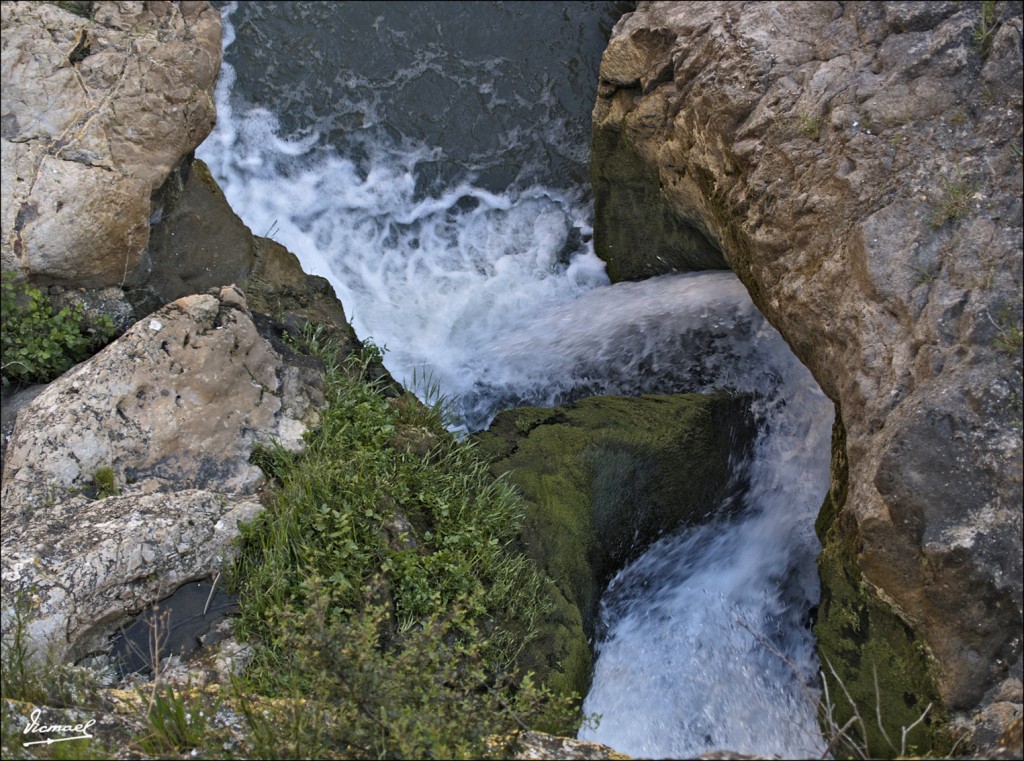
<box><xmin>231</xmin><ymin>325</ymin><xmax>582</xmax><ymax>756</ymax></box>
<box><xmin>1</xmin><ymin>281</ymin><xmax>115</xmax><ymax>386</ymax></box>
<box><xmin>234</xmin><ymin>584</ymin><xmax>579</xmax><ymax>759</ymax></box>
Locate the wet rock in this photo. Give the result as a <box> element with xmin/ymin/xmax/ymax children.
<box><xmin>144</xmin><ymin>159</ymin><xmax>256</xmax><ymax>305</ymax></box>
<box><xmin>476</xmin><ymin>392</ymin><xmax>756</xmax><ymax>699</ymax></box>
<box><xmin>590</xmin><ymin>1</ymin><xmax>1023</xmax><ymax>753</ymax></box>
<box><xmin>108</xmin><ymin>580</ymin><xmax>238</xmax><ymax>678</ymax></box>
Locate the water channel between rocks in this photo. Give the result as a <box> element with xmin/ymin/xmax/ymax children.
<box><xmin>197</xmin><ymin>3</ymin><xmax>833</xmax><ymax>757</ymax></box>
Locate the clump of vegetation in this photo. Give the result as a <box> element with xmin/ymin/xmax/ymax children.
<box><xmin>1</xmin><ymin>281</ymin><xmax>115</xmax><ymax>386</ymax></box>
<box><xmin>2</xmin><ymin>324</ymin><xmax>583</xmax><ymax>759</ymax></box>
<box><xmin>972</xmin><ymin>0</ymin><xmax>999</xmax><ymax>59</ymax></box>
<box><xmin>90</xmin><ymin>467</ymin><xmax>119</xmax><ymax>499</ymax></box>
<box><xmin>46</xmin><ymin>1</ymin><xmax>93</xmax><ymax>19</ymax></box>
<box><xmin>230</xmin><ymin>324</ymin><xmax>582</xmax><ymax>756</ymax></box>
<box><xmin>992</xmin><ymin>307</ymin><xmax>1024</xmax><ymax>355</ymax></box>
<box><xmin>929</xmin><ymin>172</ymin><xmax>979</xmax><ymax>228</ymax></box>
<box><xmin>799</xmin><ymin>113</ymin><xmax>822</xmax><ymax>140</ymax></box>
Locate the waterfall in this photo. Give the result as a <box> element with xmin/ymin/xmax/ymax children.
<box><xmin>197</xmin><ymin>3</ymin><xmax>833</xmax><ymax>757</ymax></box>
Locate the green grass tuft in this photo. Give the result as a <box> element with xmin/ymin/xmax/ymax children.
<box><xmin>929</xmin><ymin>172</ymin><xmax>979</xmax><ymax>228</ymax></box>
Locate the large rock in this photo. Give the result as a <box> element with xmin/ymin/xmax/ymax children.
<box><xmin>1</xmin><ymin>0</ymin><xmax>221</xmax><ymax>288</ymax></box>
<box><xmin>1</xmin><ymin>285</ymin><xmax>325</xmax><ymax>507</ymax></box>
<box><xmin>591</xmin><ymin>1</ymin><xmax>1022</xmax><ymax>753</ymax></box>
<box><xmin>0</xmin><ymin>285</ymin><xmax>329</xmax><ymax>662</ymax></box>
<box><xmin>475</xmin><ymin>392</ymin><xmax>755</xmax><ymax>699</ymax></box>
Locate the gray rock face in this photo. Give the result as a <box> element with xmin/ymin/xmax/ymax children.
<box><xmin>1</xmin><ymin>286</ymin><xmax>327</xmax><ymax>662</ymax></box>
<box><xmin>0</xmin><ymin>0</ymin><xmax>221</xmax><ymax>287</ymax></box>
<box><xmin>591</xmin><ymin>0</ymin><xmax>1022</xmax><ymax>749</ymax></box>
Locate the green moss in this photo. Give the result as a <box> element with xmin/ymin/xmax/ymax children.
<box><xmin>190</xmin><ymin>159</ymin><xmax>227</xmax><ymax>202</ymax></box>
<box><xmin>814</xmin><ymin>416</ymin><xmax>952</xmax><ymax>758</ymax></box>
<box><xmin>476</xmin><ymin>392</ymin><xmax>755</xmax><ymax>697</ymax></box>
<box><xmin>91</xmin><ymin>467</ymin><xmax>118</xmax><ymax>499</ymax></box>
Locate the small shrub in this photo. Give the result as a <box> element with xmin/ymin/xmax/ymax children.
<box><xmin>1</xmin><ymin>281</ymin><xmax>115</xmax><ymax>386</ymax></box>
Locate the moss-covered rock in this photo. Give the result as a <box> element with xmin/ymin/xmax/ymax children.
<box><xmin>476</xmin><ymin>392</ymin><xmax>755</xmax><ymax>699</ymax></box>
<box><xmin>814</xmin><ymin>415</ymin><xmax>953</xmax><ymax>758</ymax></box>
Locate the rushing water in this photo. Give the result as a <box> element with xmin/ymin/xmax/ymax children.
<box><xmin>197</xmin><ymin>3</ymin><xmax>833</xmax><ymax>757</ymax></box>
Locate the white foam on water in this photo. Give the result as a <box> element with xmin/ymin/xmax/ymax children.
<box><xmin>199</xmin><ymin>5</ymin><xmax>609</xmax><ymax>430</ymax></box>
<box><xmin>198</xmin><ymin>5</ymin><xmax>833</xmax><ymax>757</ymax></box>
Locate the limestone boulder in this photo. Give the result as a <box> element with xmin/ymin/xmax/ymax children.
<box><xmin>0</xmin><ymin>284</ymin><xmax>329</xmax><ymax>663</ymax></box>
<box><xmin>0</xmin><ymin>0</ymin><xmax>221</xmax><ymax>287</ymax></box>
<box><xmin>1</xmin><ymin>285</ymin><xmax>324</xmax><ymax>508</ymax></box>
<box><xmin>590</xmin><ymin>0</ymin><xmax>1022</xmax><ymax>753</ymax></box>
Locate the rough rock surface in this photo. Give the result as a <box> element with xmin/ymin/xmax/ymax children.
<box><xmin>0</xmin><ymin>285</ymin><xmax>329</xmax><ymax>662</ymax></box>
<box><xmin>1</xmin><ymin>489</ymin><xmax>260</xmax><ymax>663</ymax></box>
<box><xmin>591</xmin><ymin>0</ymin><xmax>1023</xmax><ymax>752</ymax></box>
<box><xmin>510</xmin><ymin>731</ymin><xmax>631</xmax><ymax>760</ymax></box>
<box><xmin>1</xmin><ymin>0</ymin><xmax>221</xmax><ymax>287</ymax></box>
<box><xmin>1</xmin><ymin>285</ymin><xmax>325</xmax><ymax>507</ymax></box>
<box><xmin>476</xmin><ymin>392</ymin><xmax>755</xmax><ymax>700</ymax></box>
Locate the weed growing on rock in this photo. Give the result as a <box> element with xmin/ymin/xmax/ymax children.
<box><xmin>799</xmin><ymin>113</ymin><xmax>822</xmax><ymax>140</ymax></box>
<box><xmin>1011</xmin><ymin>142</ymin><xmax>1023</xmax><ymax>167</ymax></box>
<box><xmin>929</xmin><ymin>172</ymin><xmax>979</xmax><ymax>228</ymax></box>
<box><xmin>992</xmin><ymin>308</ymin><xmax>1024</xmax><ymax>355</ymax></box>
<box><xmin>1</xmin><ymin>281</ymin><xmax>114</xmax><ymax>386</ymax></box>
<box><xmin>89</xmin><ymin>467</ymin><xmax>118</xmax><ymax>499</ymax></box>
<box><xmin>137</xmin><ymin>684</ymin><xmax>212</xmax><ymax>757</ymax></box>
<box><xmin>972</xmin><ymin>0</ymin><xmax>1000</xmax><ymax>59</ymax></box>
<box><xmin>1</xmin><ymin>593</ymin><xmax>103</xmax><ymax>709</ymax></box>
